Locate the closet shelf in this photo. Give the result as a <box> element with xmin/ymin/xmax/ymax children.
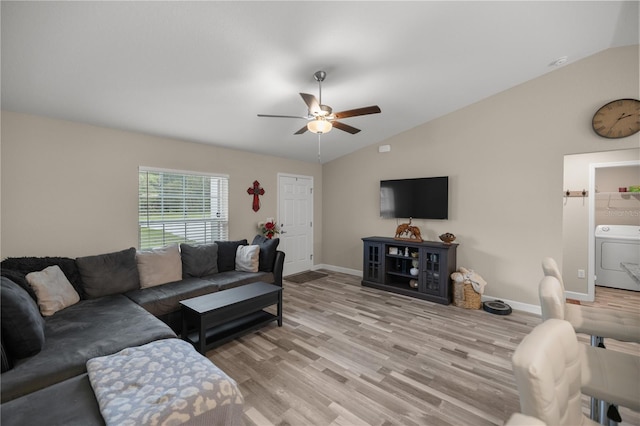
<box><xmin>595</xmin><ymin>192</ymin><xmax>640</xmax><ymax>198</ymax></box>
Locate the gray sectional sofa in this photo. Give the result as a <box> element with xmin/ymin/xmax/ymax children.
<box><xmin>0</xmin><ymin>236</ymin><xmax>284</xmax><ymax>425</ymax></box>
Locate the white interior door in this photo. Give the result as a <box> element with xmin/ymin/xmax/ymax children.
<box><xmin>278</xmin><ymin>174</ymin><xmax>313</xmax><ymax>276</ymax></box>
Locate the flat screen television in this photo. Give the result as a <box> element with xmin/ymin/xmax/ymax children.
<box><xmin>380</xmin><ymin>176</ymin><xmax>448</xmax><ymax>219</ymax></box>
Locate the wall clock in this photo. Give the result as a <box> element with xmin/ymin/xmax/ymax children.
<box><xmin>592</xmin><ymin>98</ymin><xmax>640</xmax><ymax>139</ymax></box>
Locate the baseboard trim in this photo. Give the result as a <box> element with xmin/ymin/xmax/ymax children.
<box><xmin>313</xmin><ymin>264</ymin><xmax>542</xmax><ymax>315</ymax></box>
<box><xmin>480</xmin><ymin>296</ymin><xmax>541</xmax><ymax>315</ymax></box>
<box><xmin>565</xmin><ymin>290</ymin><xmax>594</xmax><ymax>303</ymax></box>
<box><xmin>312</xmin><ymin>264</ymin><xmax>362</xmax><ymax>276</ymax></box>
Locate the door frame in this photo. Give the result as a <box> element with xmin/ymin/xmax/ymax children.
<box><xmin>277</xmin><ymin>173</ymin><xmax>314</xmax><ymax>275</ymax></box>
<box><xmin>586</xmin><ymin>159</ymin><xmax>640</xmax><ymax>301</ymax></box>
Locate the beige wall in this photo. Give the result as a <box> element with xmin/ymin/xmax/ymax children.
<box><xmin>1</xmin><ymin>111</ymin><xmax>322</xmax><ymax>258</ymax></box>
<box><xmin>322</xmin><ymin>45</ymin><xmax>639</xmax><ymax>306</ymax></box>
<box><xmin>2</xmin><ymin>45</ymin><xmax>638</xmax><ymax>307</ymax></box>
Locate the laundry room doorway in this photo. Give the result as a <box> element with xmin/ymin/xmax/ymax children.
<box><xmin>588</xmin><ymin>160</ymin><xmax>640</xmax><ymax>296</ymax></box>
<box><xmin>562</xmin><ymin>148</ymin><xmax>639</xmax><ymax>302</ymax></box>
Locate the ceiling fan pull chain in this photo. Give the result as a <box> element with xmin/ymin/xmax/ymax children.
<box><xmin>317</xmin><ymin>134</ymin><xmax>322</xmax><ymax>163</ymax></box>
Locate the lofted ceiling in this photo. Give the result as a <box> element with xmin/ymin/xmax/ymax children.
<box><xmin>1</xmin><ymin>1</ymin><xmax>638</xmax><ymax>163</ymax></box>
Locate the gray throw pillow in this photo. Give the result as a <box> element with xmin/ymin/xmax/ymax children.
<box><xmin>251</xmin><ymin>235</ymin><xmax>280</xmax><ymax>272</ymax></box>
<box><xmin>76</xmin><ymin>248</ymin><xmax>140</xmax><ymax>299</ymax></box>
<box><xmin>215</xmin><ymin>239</ymin><xmax>248</xmax><ymax>272</ymax></box>
<box><xmin>0</xmin><ymin>277</ymin><xmax>46</xmax><ymax>359</ymax></box>
<box><xmin>180</xmin><ymin>243</ymin><xmax>219</xmax><ymax>278</ymax></box>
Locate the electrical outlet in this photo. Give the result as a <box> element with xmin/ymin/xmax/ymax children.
<box><xmin>577</xmin><ymin>269</ymin><xmax>586</xmax><ymax>279</ymax></box>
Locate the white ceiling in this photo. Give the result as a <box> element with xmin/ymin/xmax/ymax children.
<box><xmin>2</xmin><ymin>1</ymin><xmax>638</xmax><ymax>163</ymax></box>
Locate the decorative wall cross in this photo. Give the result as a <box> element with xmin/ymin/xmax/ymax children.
<box><xmin>247</xmin><ymin>180</ymin><xmax>265</xmax><ymax>212</ymax></box>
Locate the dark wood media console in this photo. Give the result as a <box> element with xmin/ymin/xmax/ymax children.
<box><xmin>362</xmin><ymin>236</ymin><xmax>458</xmax><ymax>305</ymax></box>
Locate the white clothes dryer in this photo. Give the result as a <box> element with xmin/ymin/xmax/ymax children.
<box><xmin>595</xmin><ymin>225</ymin><xmax>640</xmax><ymax>291</ymax></box>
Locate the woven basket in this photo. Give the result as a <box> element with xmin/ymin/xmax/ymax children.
<box><xmin>453</xmin><ymin>280</ymin><xmax>482</xmax><ymax>309</ymax></box>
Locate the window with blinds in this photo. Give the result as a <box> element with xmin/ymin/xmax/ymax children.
<box><xmin>138</xmin><ymin>168</ymin><xmax>229</xmax><ymax>250</ymax></box>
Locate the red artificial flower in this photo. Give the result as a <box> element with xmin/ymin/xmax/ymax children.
<box><xmin>258</xmin><ymin>219</ymin><xmax>280</xmax><ymax>239</ymax></box>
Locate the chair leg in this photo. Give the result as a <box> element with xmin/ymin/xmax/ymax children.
<box><xmin>591</xmin><ymin>397</ymin><xmax>600</xmax><ymax>421</ymax></box>
<box><xmin>589</xmin><ymin>336</ymin><xmax>621</xmax><ymax>425</ymax></box>
<box><xmin>599</xmin><ymin>400</ymin><xmax>608</xmax><ymax>424</ymax></box>
<box><xmin>589</xmin><ymin>335</ymin><xmax>606</xmax><ymax>421</ymax></box>
<box><xmin>591</xmin><ymin>335</ymin><xmax>604</xmax><ymax>347</ymax></box>
<box><xmin>607</xmin><ymin>404</ymin><xmax>621</xmax><ymax>426</ymax></box>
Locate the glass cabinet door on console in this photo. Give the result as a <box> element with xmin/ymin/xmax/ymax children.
<box><xmin>363</xmin><ymin>240</ymin><xmax>384</xmax><ymax>284</ymax></box>
<box><xmin>361</xmin><ymin>237</ymin><xmax>457</xmax><ymax>305</ymax></box>
<box><xmin>421</xmin><ymin>250</ymin><xmax>444</xmax><ymax>299</ymax></box>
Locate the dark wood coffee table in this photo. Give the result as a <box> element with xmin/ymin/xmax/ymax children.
<box><xmin>180</xmin><ymin>282</ymin><xmax>282</xmax><ymax>354</ymax></box>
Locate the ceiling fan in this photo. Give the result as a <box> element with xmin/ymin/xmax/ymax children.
<box><xmin>257</xmin><ymin>70</ymin><xmax>381</xmax><ymax>135</ymax></box>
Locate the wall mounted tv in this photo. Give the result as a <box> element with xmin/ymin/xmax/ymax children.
<box><xmin>380</xmin><ymin>176</ymin><xmax>448</xmax><ymax>219</ymax></box>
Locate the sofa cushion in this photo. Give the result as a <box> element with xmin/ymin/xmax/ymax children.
<box><xmin>215</xmin><ymin>239</ymin><xmax>247</xmax><ymax>272</ymax></box>
<box><xmin>0</xmin><ymin>257</ymin><xmax>86</xmax><ymax>300</ymax></box>
<box><xmin>251</xmin><ymin>234</ymin><xmax>280</xmax><ymax>272</ymax></box>
<box><xmin>26</xmin><ymin>265</ymin><xmax>80</xmax><ymax>316</ymax></box>
<box><xmin>235</xmin><ymin>245</ymin><xmax>260</xmax><ymax>272</ymax></box>
<box><xmin>0</xmin><ymin>269</ymin><xmax>38</xmax><ymax>302</ymax></box>
<box><xmin>1</xmin><ymin>336</ymin><xmax>13</xmax><ymax>373</ymax></box>
<box><xmin>180</xmin><ymin>243</ymin><xmax>218</xmax><ymax>278</ymax></box>
<box><xmin>0</xmin><ymin>374</ymin><xmax>103</xmax><ymax>426</ymax></box>
<box><xmin>76</xmin><ymin>248</ymin><xmax>140</xmax><ymax>298</ymax></box>
<box><xmin>136</xmin><ymin>244</ymin><xmax>182</xmax><ymax>289</ymax></box>
<box><xmin>0</xmin><ymin>277</ymin><xmax>46</xmax><ymax>359</ymax></box>
<box><xmin>0</xmin><ymin>295</ymin><xmax>176</xmax><ymax>403</ymax></box>
<box><xmin>125</xmin><ymin>277</ymin><xmax>220</xmax><ymax>318</ymax></box>
<box><xmin>203</xmin><ymin>270</ymin><xmax>274</xmax><ymax>291</ymax></box>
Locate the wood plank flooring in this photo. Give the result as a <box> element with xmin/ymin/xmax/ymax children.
<box><xmin>208</xmin><ymin>271</ymin><xmax>640</xmax><ymax>426</ymax></box>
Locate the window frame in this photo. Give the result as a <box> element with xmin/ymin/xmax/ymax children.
<box><xmin>138</xmin><ymin>167</ymin><xmax>229</xmax><ymax>250</ymax></box>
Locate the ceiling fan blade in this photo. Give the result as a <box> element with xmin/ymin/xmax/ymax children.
<box><xmin>257</xmin><ymin>114</ymin><xmax>308</xmax><ymax>119</ymax></box>
<box><xmin>334</xmin><ymin>105</ymin><xmax>381</xmax><ymax>119</ymax></box>
<box><xmin>294</xmin><ymin>125</ymin><xmax>308</xmax><ymax>135</ymax></box>
<box><xmin>332</xmin><ymin>121</ymin><xmax>361</xmax><ymax>134</ymax></box>
<box><xmin>300</xmin><ymin>93</ymin><xmax>320</xmax><ymax>114</ymax></box>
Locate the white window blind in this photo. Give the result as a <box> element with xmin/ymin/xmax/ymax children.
<box><xmin>138</xmin><ymin>168</ymin><xmax>229</xmax><ymax>250</ymax></box>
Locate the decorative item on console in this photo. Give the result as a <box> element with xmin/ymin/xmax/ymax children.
<box><xmin>258</xmin><ymin>218</ymin><xmax>280</xmax><ymax>239</ymax></box>
<box><xmin>439</xmin><ymin>233</ymin><xmax>456</xmax><ymax>244</ymax></box>
<box><xmin>410</xmin><ymin>257</ymin><xmax>419</xmax><ymax>276</ymax></box>
<box><xmin>394</xmin><ymin>218</ymin><xmax>423</xmax><ymax>242</ymax></box>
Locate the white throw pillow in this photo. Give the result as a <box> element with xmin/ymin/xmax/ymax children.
<box><xmin>136</xmin><ymin>244</ymin><xmax>182</xmax><ymax>289</ymax></box>
<box><xmin>235</xmin><ymin>245</ymin><xmax>260</xmax><ymax>272</ymax></box>
<box><xmin>26</xmin><ymin>265</ymin><xmax>80</xmax><ymax>316</ymax></box>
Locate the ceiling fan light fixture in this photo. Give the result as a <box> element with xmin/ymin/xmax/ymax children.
<box><xmin>307</xmin><ymin>118</ymin><xmax>332</xmax><ymax>134</ymax></box>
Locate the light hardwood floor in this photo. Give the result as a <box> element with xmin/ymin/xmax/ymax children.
<box><xmin>209</xmin><ymin>271</ymin><xmax>640</xmax><ymax>426</ymax></box>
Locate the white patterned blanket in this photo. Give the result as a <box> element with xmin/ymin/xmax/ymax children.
<box><xmin>86</xmin><ymin>338</ymin><xmax>244</xmax><ymax>426</ymax></box>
